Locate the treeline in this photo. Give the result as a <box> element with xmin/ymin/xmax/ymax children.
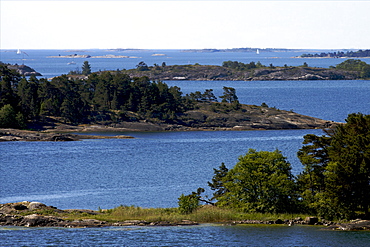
<box><xmin>180</xmin><ymin>113</ymin><xmax>370</xmax><ymax>220</ymax></box>
<box><xmin>0</xmin><ymin>65</ymin><xmax>190</xmax><ymax>126</ymax></box>
<box><xmin>334</xmin><ymin>59</ymin><xmax>370</xmax><ymax>78</ymax></box>
<box><xmin>301</xmin><ymin>49</ymin><xmax>370</xmax><ymax>58</ymax></box>
<box><xmin>222</xmin><ymin>61</ymin><xmax>265</xmax><ymax>70</ymax></box>
<box><xmin>0</xmin><ymin>64</ymin><xmax>239</xmax><ymax>128</ymax></box>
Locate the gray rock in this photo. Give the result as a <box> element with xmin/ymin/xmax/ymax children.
<box><xmin>28</xmin><ymin>202</ymin><xmax>47</xmax><ymax>210</ymax></box>
<box><xmin>305</xmin><ymin>217</ymin><xmax>319</xmax><ymax>225</ymax></box>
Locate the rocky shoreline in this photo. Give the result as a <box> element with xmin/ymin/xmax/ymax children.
<box><xmin>0</xmin><ymin>102</ymin><xmax>337</xmax><ymax>142</ymax></box>
<box><xmin>0</xmin><ymin>202</ymin><xmax>197</xmax><ymax>228</ymax></box>
<box><xmin>0</xmin><ymin>128</ymin><xmax>134</xmax><ymax>142</ymax></box>
<box><xmin>5</xmin><ymin>64</ymin><xmax>42</xmax><ymax>76</ymax></box>
<box><xmin>1</xmin><ymin>202</ymin><xmax>369</xmax><ymax>230</ymax></box>
<box><xmin>124</xmin><ymin>65</ymin><xmax>361</xmax><ymax>81</ymax></box>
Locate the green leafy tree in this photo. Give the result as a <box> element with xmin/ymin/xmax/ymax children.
<box><xmin>217</xmin><ymin>149</ymin><xmax>297</xmax><ymax>213</ymax></box>
<box><xmin>178</xmin><ymin>188</ymin><xmax>204</xmax><ymax>214</ymax></box>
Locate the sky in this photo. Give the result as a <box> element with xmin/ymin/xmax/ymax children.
<box><xmin>1</xmin><ymin>0</ymin><xmax>369</xmax><ymax>50</ymax></box>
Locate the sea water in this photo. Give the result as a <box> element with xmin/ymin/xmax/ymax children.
<box><xmin>2</xmin><ymin>49</ymin><xmax>370</xmax><ymax>78</ymax></box>
<box><xmin>1</xmin><ymin>50</ymin><xmax>370</xmax><ymax>246</ymax></box>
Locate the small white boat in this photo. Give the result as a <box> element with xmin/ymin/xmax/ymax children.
<box><xmin>17</xmin><ymin>49</ymin><xmax>21</xmax><ymax>54</ymax></box>
<box><xmin>256</xmin><ymin>49</ymin><xmax>260</xmax><ymax>55</ymax></box>
<box><xmin>68</xmin><ymin>61</ymin><xmax>76</xmax><ymax>65</ymax></box>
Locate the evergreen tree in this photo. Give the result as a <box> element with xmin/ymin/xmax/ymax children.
<box><xmin>298</xmin><ymin>113</ymin><xmax>370</xmax><ymax>219</ymax></box>
<box><xmin>324</xmin><ymin>113</ymin><xmax>370</xmax><ymax>219</ymax></box>
<box><xmin>82</xmin><ymin>61</ymin><xmax>91</xmax><ymax>75</ymax></box>
<box><xmin>207</xmin><ymin>163</ymin><xmax>229</xmax><ymax>201</ymax></box>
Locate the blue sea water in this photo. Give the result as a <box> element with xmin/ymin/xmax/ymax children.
<box><xmin>1</xmin><ymin>50</ymin><xmax>370</xmax><ymax>246</ymax></box>
<box><xmin>2</xmin><ymin>48</ymin><xmax>370</xmax><ymax>78</ymax></box>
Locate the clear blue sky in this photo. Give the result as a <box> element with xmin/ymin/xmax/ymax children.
<box><xmin>1</xmin><ymin>0</ymin><xmax>369</xmax><ymax>50</ymax></box>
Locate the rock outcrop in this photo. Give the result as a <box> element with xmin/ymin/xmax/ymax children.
<box><xmin>6</xmin><ymin>64</ymin><xmax>42</xmax><ymax>76</ymax></box>
<box><xmin>0</xmin><ymin>129</ymin><xmax>134</xmax><ymax>142</ymax></box>
<box><xmin>124</xmin><ymin>65</ymin><xmax>360</xmax><ymax>81</ymax></box>
<box><xmin>0</xmin><ymin>202</ymin><xmax>198</xmax><ymax>228</ymax></box>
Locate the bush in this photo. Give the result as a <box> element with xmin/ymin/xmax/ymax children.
<box><xmin>178</xmin><ymin>193</ymin><xmax>200</xmax><ymax>214</ymax></box>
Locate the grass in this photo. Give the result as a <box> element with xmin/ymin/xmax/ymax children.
<box><xmin>59</xmin><ymin>205</ymin><xmax>313</xmax><ymax>224</ymax></box>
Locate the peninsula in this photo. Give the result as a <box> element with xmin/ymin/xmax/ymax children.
<box><xmin>0</xmin><ymin>63</ymin><xmax>338</xmax><ymax>141</ymax></box>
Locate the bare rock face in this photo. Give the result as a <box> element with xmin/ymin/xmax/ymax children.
<box><xmin>6</xmin><ymin>64</ymin><xmax>42</xmax><ymax>76</ymax></box>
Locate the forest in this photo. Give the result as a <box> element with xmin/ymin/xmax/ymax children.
<box><xmin>0</xmin><ymin>64</ymin><xmax>237</xmax><ymax>128</ymax></box>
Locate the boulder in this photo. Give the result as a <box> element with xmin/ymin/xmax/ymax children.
<box><xmin>305</xmin><ymin>217</ymin><xmax>319</xmax><ymax>225</ymax></box>
<box><xmin>27</xmin><ymin>202</ymin><xmax>47</xmax><ymax>210</ymax></box>
<box><xmin>274</xmin><ymin>219</ymin><xmax>284</xmax><ymax>224</ymax></box>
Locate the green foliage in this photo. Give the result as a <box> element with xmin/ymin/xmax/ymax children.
<box><xmin>222</xmin><ymin>61</ymin><xmax>260</xmax><ymax>70</ymax></box>
<box><xmin>298</xmin><ymin>113</ymin><xmax>370</xmax><ymax>220</ymax></box>
<box><xmin>0</xmin><ymin>64</ymin><xmax>20</xmax><ymax>108</ymax></box>
<box><xmin>335</xmin><ymin>59</ymin><xmax>370</xmax><ymax>78</ymax></box>
<box><xmin>136</xmin><ymin>61</ymin><xmax>149</xmax><ymax>71</ymax></box>
<box><xmin>301</xmin><ymin>49</ymin><xmax>370</xmax><ymax>58</ymax></box>
<box><xmin>178</xmin><ymin>193</ymin><xmax>200</xmax><ymax>214</ymax></box>
<box><xmin>208</xmin><ymin>163</ymin><xmax>229</xmax><ymax>201</ymax></box>
<box><xmin>0</xmin><ymin>104</ymin><xmax>25</xmax><ymax>128</ymax></box>
<box><xmin>217</xmin><ymin>149</ymin><xmax>298</xmax><ymax>214</ymax></box>
<box><xmin>219</xmin><ymin>86</ymin><xmax>238</xmax><ymax>103</ymax></box>
<box><xmin>296</xmin><ymin>133</ymin><xmax>331</xmax><ymax>213</ymax></box>
<box><xmin>187</xmin><ymin>89</ymin><xmax>218</xmax><ymax>103</ymax></box>
<box><xmin>82</xmin><ymin>61</ymin><xmax>91</xmax><ymax>75</ymax></box>
<box><xmin>0</xmin><ymin>67</ymin><xmax>195</xmax><ymax>127</ymax></box>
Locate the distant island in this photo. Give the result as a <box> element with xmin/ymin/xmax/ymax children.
<box><xmin>182</xmin><ymin>48</ymin><xmax>299</xmax><ymax>53</ymax></box>
<box><xmin>119</xmin><ymin>59</ymin><xmax>370</xmax><ymax>81</ymax></box>
<box><xmin>299</xmin><ymin>49</ymin><xmax>370</xmax><ymax>58</ymax></box>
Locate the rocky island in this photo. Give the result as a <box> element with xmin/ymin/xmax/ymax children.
<box><xmin>1</xmin><ymin>63</ymin><xmax>42</xmax><ymax>76</ymax></box>
<box><xmin>0</xmin><ymin>101</ymin><xmax>335</xmax><ymax>142</ymax></box>
<box><xmin>0</xmin><ymin>62</ymin><xmax>339</xmax><ymax>141</ymax></box>
<box><xmin>120</xmin><ymin>59</ymin><xmax>370</xmax><ymax>81</ymax></box>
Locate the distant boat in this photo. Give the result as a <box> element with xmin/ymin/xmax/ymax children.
<box><xmin>68</xmin><ymin>61</ymin><xmax>76</xmax><ymax>65</ymax></box>
<box><xmin>17</xmin><ymin>49</ymin><xmax>21</xmax><ymax>54</ymax></box>
<box><xmin>256</xmin><ymin>49</ymin><xmax>260</xmax><ymax>55</ymax></box>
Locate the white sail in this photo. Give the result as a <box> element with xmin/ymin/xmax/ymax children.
<box><xmin>17</xmin><ymin>49</ymin><xmax>21</xmax><ymax>54</ymax></box>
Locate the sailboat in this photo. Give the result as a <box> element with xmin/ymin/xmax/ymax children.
<box><xmin>256</xmin><ymin>49</ymin><xmax>260</xmax><ymax>55</ymax></box>
<box><xmin>17</xmin><ymin>49</ymin><xmax>21</xmax><ymax>54</ymax></box>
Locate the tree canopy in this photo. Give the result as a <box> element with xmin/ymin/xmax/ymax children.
<box><xmin>0</xmin><ymin>65</ymin><xmax>194</xmax><ymax>125</ymax></box>
<box><xmin>215</xmin><ymin>149</ymin><xmax>298</xmax><ymax>214</ymax></box>
<box><xmin>296</xmin><ymin>113</ymin><xmax>370</xmax><ymax>219</ymax></box>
